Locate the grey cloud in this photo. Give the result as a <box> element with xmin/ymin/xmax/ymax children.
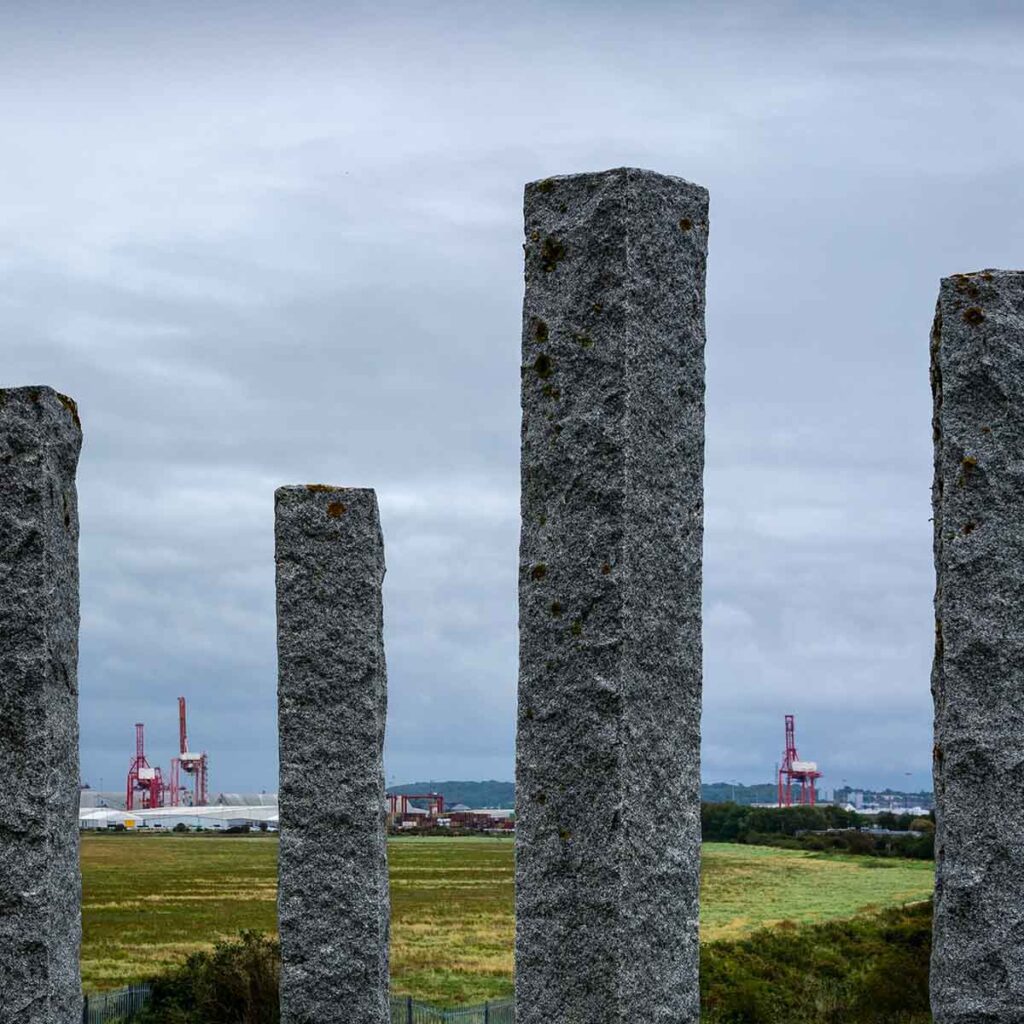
<box><xmin>3</xmin><ymin>1</ymin><xmax>1022</xmax><ymax>792</ymax></box>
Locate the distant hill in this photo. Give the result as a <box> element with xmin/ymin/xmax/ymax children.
<box><xmin>391</xmin><ymin>780</ymin><xmax>772</xmax><ymax>809</ymax></box>
<box><xmin>388</xmin><ymin>780</ymin><xmax>514</xmax><ymax>810</ymax></box>
<box><xmin>390</xmin><ymin>780</ymin><xmax>771</xmax><ymax>809</ymax></box>
<box><xmin>387</xmin><ymin>779</ymin><xmax>931</xmax><ymax>811</ymax></box>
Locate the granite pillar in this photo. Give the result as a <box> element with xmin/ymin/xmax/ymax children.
<box><xmin>516</xmin><ymin>168</ymin><xmax>708</xmax><ymax>1024</ymax></box>
<box><xmin>0</xmin><ymin>386</ymin><xmax>82</xmax><ymax>1024</ymax></box>
<box><xmin>931</xmin><ymin>270</ymin><xmax>1024</xmax><ymax>1023</ymax></box>
<box><xmin>275</xmin><ymin>485</ymin><xmax>389</xmax><ymax>1024</ymax></box>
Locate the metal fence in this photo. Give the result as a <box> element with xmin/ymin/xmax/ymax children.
<box><xmin>80</xmin><ymin>986</ymin><xmax>511</xmax><ymax>1023</ymax></box>
<box><xmin>391</xmin><ymin>996</ymin><xmax>514</xmax><ymax>1023</ymax></box>
<box><xmin>82</xmin><ymin>984</ymin><xmax>152</xmax><ymax>1023</ymax></box>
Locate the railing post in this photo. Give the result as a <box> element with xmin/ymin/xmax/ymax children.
<box><xmin>81</xmin><ymin>994</ymin><xmax>88</xmax><ymax>1024</ymax></box>
<box><xmin>484</xmin><ymin>1001</ymin><xmax>490</xmax><ymax>1024</ymax></box>
<box><xmin>406</xmin><ymin>994</ymin><xmax>413</xmax><ymax>1024</ymax></box>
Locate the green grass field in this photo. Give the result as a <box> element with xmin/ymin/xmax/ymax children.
<box><xmin>81</xmin><ymin>834</ymin><xmax>933</xmax><ymax>1004</ymax></box>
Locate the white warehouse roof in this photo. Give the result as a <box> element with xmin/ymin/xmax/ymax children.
<box><xmin>79</xmin><ymin>804</ymin><xmax>278</xmax><ymax>829</ymax></box>
<box><xmin>214</xmin><ymin>793</ymin><xmax>278</xmax><ymax>807</ymax></box>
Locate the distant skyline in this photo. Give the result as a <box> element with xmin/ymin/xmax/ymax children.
<box><xmin>5</xmin><ymin>3</ymin><xmax>1023</xmax><ymax>792</ymax></box>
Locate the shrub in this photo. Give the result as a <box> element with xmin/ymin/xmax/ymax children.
<box><xmin>137</xmin><ymin>931</ymin><xmax>279</xmax><ymax>1024</ymax></box>
<box><xmin>700</xmin><ymin>901</ymin><xmax>933</xmax><ymax>1023</ymax></box>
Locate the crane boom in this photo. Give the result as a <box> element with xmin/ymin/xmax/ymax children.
<box><xmin>178</xmin><ymin>696</ymin><xmax>188</xmax><ymax>755</ymax></box>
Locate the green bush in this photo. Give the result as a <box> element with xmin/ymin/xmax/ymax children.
<box><xmin>701</xmin><ymin>901</ymin><xmax>933</xmax><ymax>1023</ymax></box>
<box><xmin>137</xmin><ymin>931</ymin><xmax>279</xmax><ymax>1024</ymax></box>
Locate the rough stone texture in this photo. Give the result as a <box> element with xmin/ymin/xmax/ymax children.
<box><xmin>931</xmin><ymin>270</ymin><xmax>1024</xmax><ymax>1023</ymax></box>
<box><xmin>0</xmin><ymin>386</ymin><xmax>83</xmax><ymax>1024</ymax></box>
<box><xmin>516</xmin><ymin>168</ymin><xmax>708</xmax><ymax>1024</ymax></box>
<box><xmin>275</xmin><ymin>486</ymin><xmax>390</xmax><ymax>1024</ymax></box>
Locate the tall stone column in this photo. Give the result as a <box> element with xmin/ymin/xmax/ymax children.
<box><xmin>931</xmin><ymin>270</ymin><xmax>1024</xmax><ymax>1023</ymax></box>
<box><xmin>275</xmin><ymin>486</ymin><xmax>389</xmax><ymax>1024</ymax></box>
<box><xmin>516</xmin><ymin>168</ymin><xmax>708</xmax><ymax>1024</ymax></box>
<box><xmin>0</xmin><ymin>386</ymin><xmax>83</xmax><ymax>1024</ymax></box>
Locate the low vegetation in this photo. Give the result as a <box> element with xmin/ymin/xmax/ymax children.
<box><xmin>388</xmin><ymin>836</ymin><xmax>513</xmax><ymax>1004</ymax></box>
<box><xmin>701</xmin><ymin>901</ymin><xmax>932</xmax><ymax>1023</ymax></box>
<box><xmin>81</xmin><ymin>832</ymin><xmax>933</xmax><ymax>1007</ymax></box>
<box><xmin>700</xmin><ymin>843</ymin><xmax>932</xmax><ymax>943</ymax></box>
<box><xmin>136</xmin><ymin>932</ymin><xmax>279</xmax><ymax>1024</ymax></box>
<box><xmin>133</xmin><ymin>902</ymin><xmax>933</xmax><ymax>1023</ymax></box>
<box><xmin>81</xmin><ymin>832</ymin><xmax>277</xmax><ymax>991</ymax></box>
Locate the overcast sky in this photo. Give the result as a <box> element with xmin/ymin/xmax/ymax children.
<box><xmin>4</xmin><ymin>2</ymin><xmax>1022</xmax><ymax>793</ymax></box>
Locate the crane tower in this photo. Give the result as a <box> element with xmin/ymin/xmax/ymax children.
<box><xmin>171</xmin><ymin>696</ymin><xmax>208</xmax><ymax>806</ymax></box>
<box><xmin>126</xmin><ymin>722</ymin><xmax>164</xmax><ymax>811</ymax></box>
<box><xmin>777</xmin><ymin>713</ymin><xmax>822</xmax><ymax>807</ymax></box>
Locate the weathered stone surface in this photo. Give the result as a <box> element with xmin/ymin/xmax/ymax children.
<box><xmin>275</xmin><ymin>485</ymin><xmax>389</xmax><ymax>1024</ymax></box>
<box><xmin>516</xmin><ymin>168</ymin><xmax>708</xmax><ymax>1024</ymax></box>
<box><xmin>0</xmin><ymin>386</ymin><xmax>82</xmax><ymax>1024</ymax></box>
<box><xmin>931</xmin><ymin>270</ymin><xmax>1024</xmax><ymax>1023</ymax></box>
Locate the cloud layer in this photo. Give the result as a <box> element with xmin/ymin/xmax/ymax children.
<box><xmin>4</xmin><ymin>2</ymin><xmax>1023</xmax><ymax>791</ymax></box>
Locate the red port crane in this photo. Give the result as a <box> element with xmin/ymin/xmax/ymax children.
<box><xmin>777</xmin><ymin>714</ymin><xmax>822</xmax><ymax>807</ymax></box>
<box><xmin>126</xmin><ymin>722</ymin><xmax>164</xmax><ymax>811</ymax></box>
<box><xmin>171</xmin><ymin>696</ymin><xmax>208</xmax><ymax>807</ymax></box>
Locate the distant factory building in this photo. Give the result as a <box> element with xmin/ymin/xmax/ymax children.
<box><xmin>79</xmin><ymin>791</ymin><xmax>279</xmax><ymax>831</ymax></box>
<box><xmin>445</xmin><ymin>808</ymin><xmax>515</xmax><ymax>832</ymax></box>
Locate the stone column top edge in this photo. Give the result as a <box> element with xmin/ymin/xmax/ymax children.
<box><xmin>275</xmin><ymin>484</ymin><xmax>377</xmax><ymax>500</ymax></box>
<box><xmin>940</xmin><ymin>268</ymin><xmax>1024</xmax><ymax>287</ymax></box>
<box><xmin>525</xmin><ymin>166</ymin><xmax>708</xmax><ymax>196</ymax></box>
<box><xmin>276</xmin><ymin>483</ymin><xmax>380</xmax><ymax>507</ymax></box>
<box><xmin>0</xmin><ymin>384</ymin><xmax>81</xmax><ymax>431</ymax></box>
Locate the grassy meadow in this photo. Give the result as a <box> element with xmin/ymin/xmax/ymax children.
<box><xmin>81</xmin><ymin>834</ymin><xmax>933</xmax><ymax>1005</ymax></box>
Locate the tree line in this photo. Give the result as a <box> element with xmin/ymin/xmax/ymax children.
<box><xmin>701</xmin><ymin>802</ymin><xmax>935</xmax><ymax>859</ymax></box>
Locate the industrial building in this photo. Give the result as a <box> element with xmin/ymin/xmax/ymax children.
<box><xmin>386</xmin><ymin>791</ymin><xmax>515</xmax><ymax>832</ymax></box>
<box><xmin>443</xmin><ymin>807</ymin><xmax>515</xmax><ymax>832</ymax></box>
<box><xmin>79</xmin><ymin>792</ymin><xmax>278</xmax><ymax>831</ymax></box>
